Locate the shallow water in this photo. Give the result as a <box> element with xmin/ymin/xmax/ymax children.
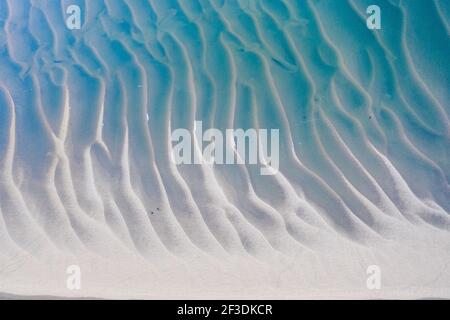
<box><xmin>0</xmin><ymin>0</ymin><xmax>449</xmax><ymax>299</ymax></box>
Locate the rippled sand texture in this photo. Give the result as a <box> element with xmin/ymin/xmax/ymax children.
<box><xmin>0</xmin><ymin>0</ymin><xmax>449</xmax><ymax>298</ymax></box>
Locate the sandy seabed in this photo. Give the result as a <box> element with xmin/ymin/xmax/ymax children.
<box><xmin>0</xmin><ymin>0</ymin><xmax>449</xmax><ymax>299</ymax></box>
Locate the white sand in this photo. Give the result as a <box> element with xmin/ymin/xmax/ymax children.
<box><xmin>0</xmin><ymin>0</ymin><xmax>449</xmax><ymax>299</ymax></box>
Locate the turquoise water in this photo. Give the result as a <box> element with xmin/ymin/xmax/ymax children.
<box><xmin>0</xmin><ymin>0</ymin><xmax>449</xmax><ymax>298</ymax></box>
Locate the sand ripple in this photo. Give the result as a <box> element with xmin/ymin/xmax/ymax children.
<box><xmin>0</xmin><ymin>0</ymin><xmax>449</xmax><ymax>298</ymax></box>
